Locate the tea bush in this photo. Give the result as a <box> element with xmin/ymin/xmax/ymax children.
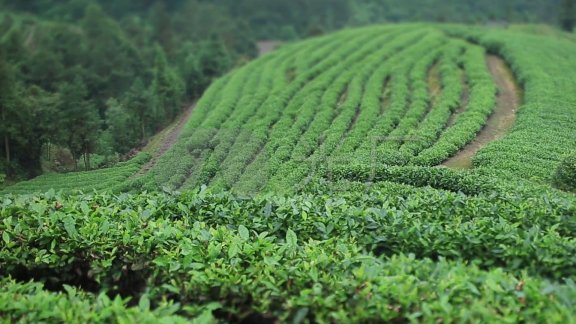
<box><xmin>3</xmin><ymin>23</ymin><xmax>576</xmax><ymax>322</ymax></box>
<box><xmin>554</xmin><ymin>151</ymin><xmax>576</xmax><ymax>192</ymax></box>
<box><xmin>1</xmin><ymin>187</ymin><xmax>575</xmax><ymax>322</ymax></box>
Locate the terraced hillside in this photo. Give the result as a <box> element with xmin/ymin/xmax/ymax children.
<box><xmin>131</xmin><ymin>24</ymin><xmax>574</xmax><ymax>194</ymax></box>
<box><xmin>3</xmin><ymin>24</ymin><xmax>575</xmax><ymax>194</ymax></box>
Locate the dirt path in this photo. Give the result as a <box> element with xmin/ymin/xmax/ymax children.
<box><xmin>134</xmin><ymin>103</ymin><xmax>196</xmax><ymax>177</ymax></box>
<box><xmin>442</xmin><ymin>55</ymin><xmax>520</xmax><ymax>169</ymax></box>
<box><xmin>428</xmin><ymin>61</ymin><xmax>441</xmax><ymax>105</ymax></box>
<box><xmin>257</xmin><ymin>41</ymin><xmax>282</xmax><ymax>56</ymax></box>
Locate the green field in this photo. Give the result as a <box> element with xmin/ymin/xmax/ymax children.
<box><xmin>6</xmin><ymin>24</ymin><xmax>575</xmax><ymax>194</ymax></box>
<box><xmin>0</xmin><ymin>153</ymin><xmax>150</xmax><ymax>195</ymax></box>
<box><xmin>1</xmin><ymin>24</ymin><xmax>576</xmax><ymax>322</ymax></box>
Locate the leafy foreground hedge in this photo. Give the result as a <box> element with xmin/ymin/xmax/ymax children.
<box><xmin>1</xmin><ymin>186</ymin><xmax>575</xmax><ymax>322</ymax></box>
<box><xmin>0</xmin><ymin>278</ymin><xmax>190</xmax><ymax>323</ymax></box>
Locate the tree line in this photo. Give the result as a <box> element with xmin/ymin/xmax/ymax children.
<box><xmin>0</xmin><ymin>2</ymin><xmax>246</xmax><ymax>178</ymax></box>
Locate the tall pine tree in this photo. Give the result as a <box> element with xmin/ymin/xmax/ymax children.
<box><xmin>56</xmin><ymin>78</ymin><xmax>101</xmax><ymax>170</ymax></box>
<box><xmin>151</xmin><ymin>44</ymin><xmax>185</xmax><ymax>127</ymax></box>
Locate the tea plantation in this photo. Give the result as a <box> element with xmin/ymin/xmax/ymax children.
<box><xmin>1</xmin><ymin>24</ymin><xmax>576</xmax><ymax>322</ymax></box>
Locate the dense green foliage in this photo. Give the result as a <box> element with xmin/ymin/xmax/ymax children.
<box><xmin>0</xmin><ymin>0</ymin><xmax>574</xmax><ymax>180</ymax></box>
<box><xmin>91</xmin><ymin>24</ymin><xmax>568</xmax><ymax>194</ymax></box>
<box><xmin>1</xmin><ymin>184</ymin><xmax>575</xmax><ymax>322</ymax></box>
<box><xmin>2</xmin><ymin>0</ymin><xmax>570</xmax><ymax>38</ymax></box>
<box><xmin>561</xmin><ymin>0</ymin><xmax>576</xmax><ymax>31</ymax></box>
<box><xmin>0</xmin><ymin>5</ymin><xmax>241</xmax><ymax>178</ymax></box>
<box><xmin>450</xmin><ymin>27</ymin><xmax>576</xmax><ymax>182</ymax></box>
<box><xmin>5</xmin><ymin>23</ymin><xmax>576</xmax><ymax>194</ymax></box>
<box><xmin>0</xmin><ymin>153</ymin><xmax>150</xmax><ymax>195</ymax></box>
<box><xmin>0</xmin><ymin>278</ymin><xmax>190</xmax><ymax>323</ymax></box>
<box><xmin>2</xmin><ymin>14</ymin><xmax>576</xmax><ymax>322</ymax></box>
<box><xmin>554</xmin><ymin>152</ymin><xmax>576</xmax><ymax>192</ymax></box>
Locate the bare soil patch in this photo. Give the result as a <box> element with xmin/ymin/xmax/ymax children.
<box><xmin>257</xmin><ymin>41</ymin><xmax>282</xmax><ymax>56</ymax></box>
<box><xmin>134</xmin><ymin>103</ymin><xmax>196</xmax><ymax>177</ymax></box>
<box><xmin>443</xmin><ymin>55</ymin><xmax>521</xmax><ymax>169</ymax></box>
<box><xmin>427</xmin><ymin>61</ymin><xmax>441</xmax><ymax>106</ymax></box>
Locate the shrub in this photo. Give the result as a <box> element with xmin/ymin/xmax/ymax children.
<box><xmin>554</xmin><ymin>152</ymin><xmax>576</xmax><ymax>192</ymax></box>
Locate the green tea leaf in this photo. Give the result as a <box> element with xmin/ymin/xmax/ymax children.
<box><xmin>286</xmin><ymin>229</ymin><xmax>297</xmax><ymax>247</ymax></box>
<box><xmin>63</xmin><ymin>218</ymin><xmax>78</xmax><ymax>238</ymax></box>
<box><xmin>238</xmin><ymin>225</ymin><xmax>249</xmax><ymax>241</ymax></box>
<box><xmin>228</xmin><ymin>241</ymin><xmax>241</xmax><ymax>258</ymax></box>
<box><xmin>293</xmin><ymin>307</ymin><xmax>309</xmax><ymax>324</ymax></box>
<box><xmin>139</xmin><ymin>294</ymin><xmax>150</xmax><ymax>311</ymax></box>
<box><xmin>80</xmin><ymin>202</ymin><xmax>90</xmax><ymax>215</ymax></box>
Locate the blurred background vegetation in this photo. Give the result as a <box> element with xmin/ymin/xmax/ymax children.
<box><xmin>0</xmin><ymin>0</ymin><xmax>574</xmax><ymax>180</ymax></box>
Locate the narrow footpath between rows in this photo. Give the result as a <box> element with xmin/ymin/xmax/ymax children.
<box><xmin>134</xmin><ymin>103</ymin><xmax>196</xmax><ymax>177</ymax></box>
<box><xmin>442</xmin><ymin>55</ymin><xmax>521</xmax><ymax>169</ymax></box>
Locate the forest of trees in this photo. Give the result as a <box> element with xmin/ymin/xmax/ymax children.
<box><xmin>0</xmin><ymin>1</ymin><xmax>247</xmax><ymax>178</ymax></box>
<box><xmin>0</xmin><ymin>0</ymin><xmax>574</xmax><ymax>179</ymax></box>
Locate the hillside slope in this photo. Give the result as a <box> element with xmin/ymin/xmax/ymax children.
<box><xmin>2</xmin><ymin>24</ymin><xmax>576</xmax><ymax>323</ymax></box>
<box><xmin>129</xmin><ymin>24</ymin><xmax>576</xmax><ymax>194</ymax></box>
<box><xmin>5</xmin><ymin>23</ymin><xmax>576</xmax><ymax>195</ymax></box>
